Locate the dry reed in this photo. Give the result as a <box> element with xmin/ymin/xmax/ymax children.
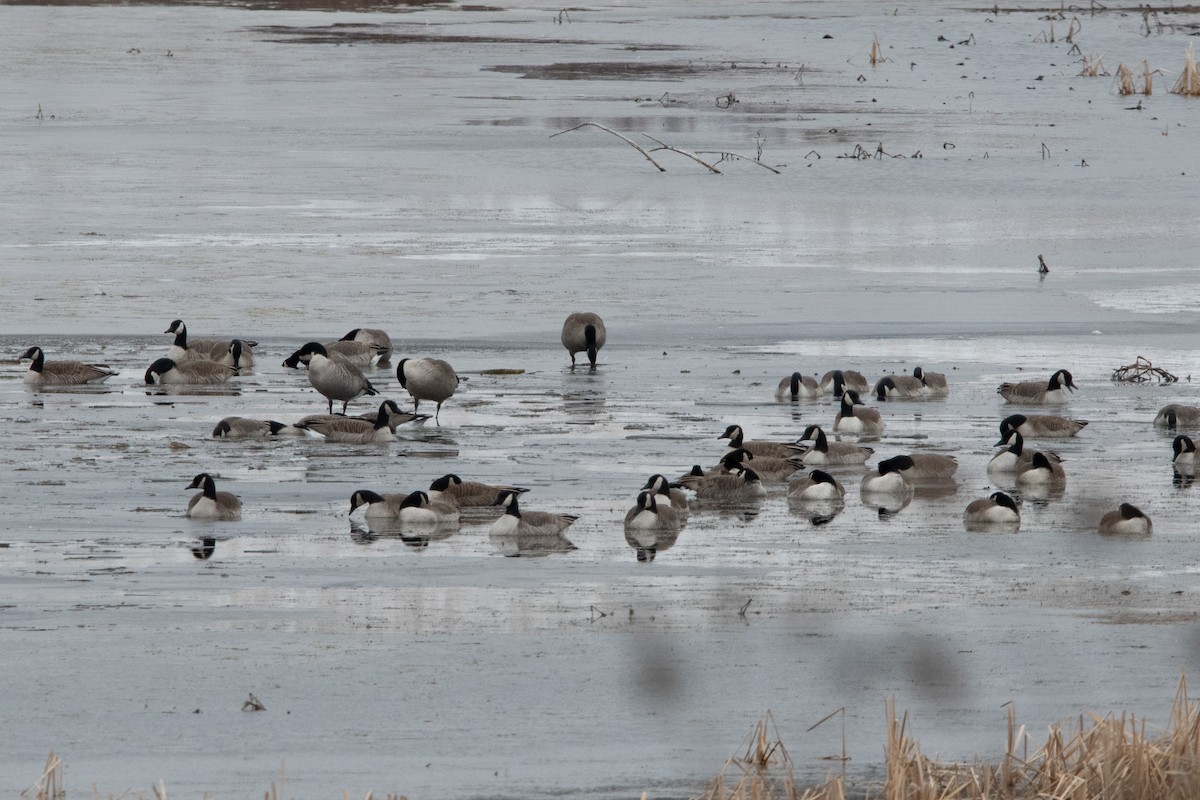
<box><xmin>1116</xmin><ymin>63</ymin><xmax>1136</xmax><ymax>95</ymax></box>
<box><xmin>1112</xmin><ymin>355</ymin><xmax>1178</xmax><ymax>383</ymax></box>
<box><xmin>1078</xmin><ymin>53</ymin><xmax>1108</xmax><ymax>77</ymax></box>
<box><xmin>868</xmin><ymin>34</ymin><xmax>885</xmax><ymax>66</ymax></box>
<box><xmin>1171</xmin><ymin>43</ymin><xmax>1200</xmax><ymax>96</ymax></box>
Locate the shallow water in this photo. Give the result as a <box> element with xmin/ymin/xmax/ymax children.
<box><xmin>2</xmin><ymin>0</ymin><xmax>1200</xmax><ymax>797</ymax></box>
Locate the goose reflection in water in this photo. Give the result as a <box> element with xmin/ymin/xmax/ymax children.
<box><xmin>624</xmin><ymin>525</ymin><xmax>681</xmax><ymax>562</ymax></box>
<box><xmin>190</xmin><ymin>537</ymin><xmax>217</xmax><ymax>560</ymax></box>
<box><xmin>348</xmin><ymin>518</ymin><xmax>458</xmax><ymax>549</ymax></box>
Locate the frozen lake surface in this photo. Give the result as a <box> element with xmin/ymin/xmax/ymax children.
<box><xmin>2</xmin><ymin>0</ymin><xmax>1200</xmax><ymax>796</ymax></box>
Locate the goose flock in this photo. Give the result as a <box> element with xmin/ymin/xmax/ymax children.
<box><xmin>16</xmin><ymin>319</ymin><xmax>1192</xmax><ymax>555</ymax></box>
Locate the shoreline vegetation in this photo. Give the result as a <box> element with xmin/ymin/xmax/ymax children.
<box><xmin>26</xmin><ymin>676</ymin><xmax>1200</xmax><ymax>800</ymax></box>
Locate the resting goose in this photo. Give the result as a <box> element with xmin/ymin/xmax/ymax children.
<box><xmin>1000</xmin><ymin>413</ymin><xmax>1087</xmax><ymax>439</ymax></box>
<box><xmin>1098</xmin><ymin>503</ymin><xmax>1152</xmax><ymax>535</ymax></box>
<box><xmin>963</xmin><ymin>491</ymin><xmax>1020</xmax><ymax>529</ymax></box>
<box><xmin>145</xmin><ymin>357</ymin><xmax>236</xmax><ymax>385</ymax></box>
<box><xmin>427</xmin><ymin>474</ymin><xmax>530</xmax><ymax>508</ymax></box>
<box><xmin>185</xmin><ymin>473</ymin><xmax>242</xmax><ymax>521</ymax></box>
<box><xmin>834</xmin><ymin>390</ymin><xmax>884</xmax><ymax>435</ymax></box>
<box><xmin>212</xmin><ymin>417</ymin><xmax>290</xmax><ymax>438</ymax></box>
<box><xmin>775</xmin><ymin>372</ymin><xmax>821</xmax><ymax>401</ymax></box>
<box><xmin>624</xmin><ymin>491</ymin><xmax>685</xmax><ymax>531</ymax></box>
<box><xmin>295</xmin><ymin>400</ymin><xmax>394</xmax><ymax>443</ymax></box>
<box><xmin>998</xmin><ymin>369</ymin><xmax>1076</xmax><ymax>404</ymax></box>
<box><xmin>719</xmin><ymin>424</ymin><xmax>803</xmax><ymax>459</ymax></box>
<box><xmin>796</xmin><ymin>424</ymin><xmax>873</xmax><ymax>465</ymax></box>
<box><xmin>19</xmin><ymin>346</ymin><xmax>117</xmax><ymax>385</ymax></box>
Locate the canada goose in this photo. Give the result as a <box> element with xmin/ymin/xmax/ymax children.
<box><xmin>988</xmin><ymin>429</ymin><xmax>1034</xmax><ymax>472</ymax></box>
<box><xmin>295</xmin><ymin>400</ymin><xmax>394</xmax><ymax>443</ymax></box>
<box><xmin>874</xmin><ymin>374</ymin><xmax>925</xmax><ymax>400</ymax></box>
<box><xmin>349</xmin><ymin>489</ymin><xmax>405</xmax><ymax>519</ymax></box>
<box><xmin>490</xmin><ymin>490</ymin><xmax>579</xmax><ymax>538</ymax></box>
<box><xmin>1098</xmin><ymin>503</ymin><xmax>1152</xmax><ymax>535</ymax></box>
<box><xmin>624</xmin><ymin>491</ymin><xmax>685</xmax><ymax>531</ymax></box>
<box><xmin>1172</xmin><ymin>435</ymin><xmax>1197</xmax><ymax>469</ymax></box>
<box><xmin>398</xmin><ymin>491</ymin><xmax>461</xmax><ymax>525</ymax></box>
<box><xmin>1015</xmin><ymin>451</ymin><xmax>1067</xmax><ymax>489</ymax></box>
<box><xmin>212</xmin><ymin>417</ymin><xmax>290</xmax><ymax>438</ymax></box>
<box><xmin>818</xmin><ymin>369</ymin><xmax>870</xmax><ymax>397</ymax></box>
<box><xmin>165</xmin><ymin>320</ymin><xmax>257</xmax><ymax>366</ymax></box>
<box><xmin>998</xmin><ymin>369</ymin><xmax>1076</xmax><ymax>404</ymax></box>
<box><xmin>145</xmin><ymin>357</ymin><xmax>236</xmax><ymax>385</ymax></box>
<box><xmin>396</xmin><ymin>358</ymin><xmax>459</xmax><ymax>424</ymax></box>
<box><xmin>351</xmin><ymin>398</ymin><xmax>429</xmax><ymax>430</ymax></box>
<box><xmin>713</xmin><ymin>448</ymin><xmax>803</xmax><ymax>484</ymax></box>
<box><xmin>641</xmin><ymin>474</ymin><xmax>689</xmax><ymax>512</ymax></box>
<box><xmin>913</xmin><ymin>366</ymin><xmax>949</xmax><ymax>396</ymax></box>
<box><xmin>679</xmin><ymin>466</ymin><xmax>768</xmax><ymax>502</ymax></box>
<box><xmin>897</xmin><ymin>453</ymin><xmax>959</xmax><ymax>480</ymax></box>
<box><xmin>1000</xmin><ymin>413</ymin><xmax>1087</xmax><ymax>439</ymax></box>
<box><xmin>834</xmin><ymin>390</ymin><xmax>884</xmax><ymax>435</ymax></box>
<box><xmin>427</xmin><ymin>474</ymin><xmax>530</xmax><ymax>508</ymax></box>
<box><xmin>775</xmin><ymin>372</ymin><xmax>820</xmax><ymax>401</ymax></box>
<box><xmin>860</xmin><ymin>456</ymin><xmax>915</xmax><ymax>494</ymax></box>
<box><xmin>185</xmin><ymin>473</ymin><xmax>242</xmax><ymax>521</ymax></box>
<box><xmin>345</xmin><ymin>328</ymin><xmax>393</xmax><ymax>364</ymax></box>
<box><xmin>562</xmin><ymin>312</ymin><xmax>606</xmax><ymax>368</ymax></box>
<box><xmin>1153</xmin><ymin>404</ymin><xmax>1200</xmax><ymax>430</ymax></box>
<box><xmin>787</xmin><ymin>469</ymin><xmax>846</xmax><ymax>502</ymax></box>
<box><xmin>282</xmin><ymin>339</ymin><xmax>380</xmax><ymax>371</ymax></box>
<box><xmin>283</xmin><ymin>342</ymin><xmax>378</xmax><ymax>414</ymax></box>
<box><xmin>963</xmin><ymin>491</ymin><xmax>1020</xmax><ymax>529</ymax></box>
<box><xmin>796</xmin><ymin>424</ymin><xmax>873</xmax><ymax>465</ymax></box>
<box><xmin>19</xmin><ymin>346</ymin><xmax>117</xmax><ymax>385</ymax></box>
<box><xmin>719</xmin><ymin>424</ymin><xmax>804</xmax><ymax>459</ymax></box>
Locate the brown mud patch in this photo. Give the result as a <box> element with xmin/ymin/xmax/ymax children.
<box><xmin>248</xmin><ymin>23</ymin><xmax>686</xmax><ymax>50</ymax></box>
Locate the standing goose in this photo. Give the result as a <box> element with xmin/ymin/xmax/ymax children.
<box><xmin>284</xmin><ymin>342</ymin><xmax>378</xmax><ymax>414</ymax></box>
<box><xmin>963</xmin><ymin>491</ymin><xmax>1021</xmax><ymax>529</ymax></box>
<box><xmin>787</xmin><ymin>469</ymin><xmax>846</xmax><ymax>502</ymax></box>
<box><xmin>349</xmin><ymin>489</ymin><xmax>405</xmax><ymax>520</ymax></box>
<box><xmin>796</xmin><ymin>424</ymin><xmax>873</xmax><ymax>465</ymax></box>
<box><xmin>19</xmin><ymin>346</ymin><xmax>117</xmax><ymax>385</ymax></box>
<box><xmin>874</xmin><ymin>373</ymin><xmax>926</xmax><ymax>400</ymax></box>
<box><xmin>1098</xmin><ymin>503</ymin><xmax>1152</xmax><ymax>535</ymax></box>
<box><xmin>913</xmin><ymin>366</ymin><xmax>949</xmax><ymax>397</ymax></box>
<box><xmin>212</xmin><ymin>417</ymin><xmax>290</xmax><ymax>438</ymax></box>
<box><xmin>165</xmin><ymin>320</ymin><xmax>257</xmax><ymax>366</ymax></box>
<box><xmin>818</xmin><ymin>369</ymin><xmax>870</xmax><ymax>397</ymax></box>
<box><xmin>489</xmin><ymin>490</ymin><xmax>579</xmax><ymax>539</ymax></box>
<box><xmin>396</xmin><ymin>358</ymin><xmax>459</xmax><ymax>424</ymax></box>
<box><xmin>345</xmin><ymin>328</ymin><xmax>393</xmax><ymax>364</ymax></box>
<box><xmin>775</xmin><ymin>372</ymin><xmax>820</xmax><ymax>401</ymax></box>
<box><xmin>295</xmin><ymin>400</ymin><xmax>394</xmax><ymax>443</ymax></box>
<box><xmin>998</xmin><ymin>369</ymin><xmax>1076</xmax><ymax>404</ymax></box>
<box><xmin>427</xmin><ymin>474</ymin><xmax>529</xmax><ymax>508</ymax></box>
<box><xmin>1000</xmin><ymin>413</ymin><xmax>1088</xmax><ymax>439</ymax></box>
<box><xmin>679</xmin><ymin>466</ymin><xmax>768</xmax><ymax>503</ymax></box>
<box><xmin>1172</xmin><ymin>435</ymin><xmax>1197</xmax><ymax>470</ymax></box>
<box><xmin>185</xmin><ymin>473</ymin><xmax>242</xmax><ymax>521</ymax></box>
<box><xmin>624</xmin><ymin>490</ymin><xmax>685</xmax><ymax>531</ymax></box>
<box><xmin>860</xmin><ymin>456</ymin><xmax>915</xmax><ymax>495</ymax></box>
<box><xmin>145</xmin><ymin>357</ymin><xmax>236</xmax><ymax>385</ymax></box>
<box><xmin>1153</xmin><ymin>404</ymin><xmax>1200</xmax><ymax>430</ymax></box>
<box><xmin>1015</xmin><ymin>451</ymin><xmax>1067</xmax><ymax>490</ymax></box>
<box><xmin>719</xmin><ymin>424</ymin><xmax>803</xmax><ymax>459</ymax></box>
<box><xmin>561</xmin><ymin>312</ymin><xmax>606</xmax><ymax>368</ymax></box>
<box><xmin>398</xmin><ymin>491</ymin><xmax>461</xmax><ymax>525</ymax></box>
<box><xmin>834</xmin><ymin>390</ymin><xmax>884</xmax><ymax>435</ymax></box>
<box><xmin>641</xmin><ymin>474</ymin><xmax>689</xmax><ymax>513</ymax></box>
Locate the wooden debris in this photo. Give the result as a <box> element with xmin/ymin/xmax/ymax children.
<box><xmin>242</xmin><ymin>692</ymin><xmax>267</xmax><ymax>712</ymax></box>
<box><xmin>1037</xmin><ymin>255</ymin><xmax>1050</xmax><ymax>274</ymax></box>
<box><xmin>1112</xmin><ymin>356</ymin><xmax>1177</xmax><ymax>384</ymax></box>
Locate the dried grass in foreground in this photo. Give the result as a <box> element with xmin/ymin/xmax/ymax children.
<box><xmin>696</xmin><ymin>674</ymin><xmax>1200</xmax><ymax>800</ymax></box>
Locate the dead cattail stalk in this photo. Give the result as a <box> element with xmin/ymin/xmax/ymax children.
<box><xmin>869</xmin><ymin>34</ymin><xmax>885</xmax><ymax>66</ymax></box>
<box><xmin>1078</xmin><ymin>53</ymin><xmax>1108</xmax><ymax>77</ymax></box>
<box><xmin>1116</xmin><ymin>63</ymin><xmax>1136</xmax><ymax>95</ymax></box>
<box><xmin>22</xmin><ymin>751</ymin><xmax>63</xmax><ymax>800</ymax></box>
<box><xmin>1171</xmin><ymin>43</ymin><xmax>1200</xmax><ymax>96</ymax></box>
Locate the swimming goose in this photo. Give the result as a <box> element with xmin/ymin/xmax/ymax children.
<box><xmin>284</xmin><ymin>342</ymin><xmax>378</xmax><ymax>414</ymax></box>
<box><xmin>1000</xmin><ymin>413</ymin><xmax>1088</xmax><ymax>439</ymax></box>
<box><xmin>19</xmin><ymin>346</ymin><xmax>117</xmax><ymax>385</ymax></box>
<box><xmin>913</xmin><ymin>366</ymin><xmax>949</xmax><ymax>397</ymax></box>
<box><xmin>874</xmin><ymin>374</ymin><xmax>926</xmax><ymax>400</ymax></box>
<box><xmin>998</xmin><ymin>369</ymin><xmax>1076</xmax><ymax>404</ymax></box>
<box><xmin>988</xmin><ymin>429</ymin><xmax>1035</xmax><ymax>473</ymax></box>
<box><xmin>345</xmin><ymin>327</ymin><xmax>393</xmax><ymax>364</ymax></box>
<box><xmin>712</xmin><ymin>448</ymin><xmax>803</xmax><ymax>484</ymax></box>
<box><xmin>1153</xmin><ymin>404</ymin><xmax>1200</xmax><ymax>430</ymax></box>
<box><xmin>186</xmin><ymin>473</ymin><xmax>242</xmax><ymax>521</ymax></box>
<box><xmin>787</xmin><ymin>469</ymin><xmax>846</xmax><ymax>502</ymax></box>
<box><xmin>561</xmin><ymin>312</ymin><xmax>607</xmax><ymax>368</ymax></box>
<box><xmin>679</xmin><ymin>466</ymin><xmax>768</xmax><ymax>502</ymax></box>
<box><xmin>396</xmin><ymin>358</ymin><xmax>459</xmax><ymax>424</ymax></box>
<box><xmin>796</xmin><ymin>424</ymin><xmax>873</xmax><ymax>465</ymax></box>
<box><xmin>428</xmin><ymin>474</ymin><xmax>530</xmax><ymax>508</ymax></box>
<box><xmin>719</xmin><ymin>424</ymin><xmax>804</xmax><ymax>459</ymax></box>
<box><xmin>295</xmin><ymin>400</ymin><xmax>394</xmax><ymax>443</ymax></box>
<box><xmin>897</xmin><ymin>453</ymin><xmax>959</xmax><ymax>480</ymax></box>
<box><xmin>1014</xmin><ymin>451</ymin><xmax>1067</xmax><ymax>489</ymax></box>
<box><xmin>165</xmin><ymin>320</ymin><xmax>257</xmax><ymax>366</ymax></box>
<box><xmin>398</xmin><ymin>491</ymin><xmax>461</xmax><ymax>524</ymax></box>
<box><xmin>1172</xmin><ymin>435</ymin><xmax>1197</xmax><ymax>469</ymax></box>
<box><xmin>834</xmin><ymin>390</ymin><xmax>884</xmax><ymax>435</ymax></box>
<box><xmin>624</xmin><ymin>490</ymin><xmax>685</xmax><ymax>531</ymax></box>
<box><xmin>1098</xmin><ymin>503</ymin><xmax>1152</xmax><ymax>535</ymax></box>
<box><xmin>963</xmin><ymin>491</ymin><xmax>1020</xmax><ymax>529</ymax></box>
<box><xmin>145</xmin><ymin>357</ymin><xmax>236</xmax><ymax>385</ymax></box>
<box><xmin>641</xmin><ymin>474</ymin><xmax>689</xmax><ymax>512</ymax></box>
<box><xmin>349</xmin><ymin>489</ymin><xmax>405</xmax><ymax>519</ymax></box>
<box><xmin>775</xmin><ymin>372</ymin><xmax>820</xmax><ymax>401</ymax></box>
<box><xmin>818</xmin><ymin>369</ymin><xmax>870</xmax><ymax>397</ymax></box>
<box><xmin>489</xmin><ymin>490</ymin><xmax>579</xmax><ymax>538</ymax></box>
<box><xmin>860</xmin><ymin>456</ymin><xmax>915</xmax><ymax>494</ymax></box>
<box><xmin>212</xmin><ymin>417</ymin><xmax>290</xmax><ymax>438</ymax></box>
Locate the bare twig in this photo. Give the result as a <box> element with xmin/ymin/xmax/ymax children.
<box><xmin>693</xmin><ymin>151</ymin><xmax>781</xmax><ymax>174</ymax></box>
<box><xmin>642</xmin><ymin>135</ymin><xmax>721</xmax><ymax>173</ymax></box>
<box><xmin>550</xmin><ymin>123</ymin><xmax>667</xmax><ymax>172</ymax></box>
